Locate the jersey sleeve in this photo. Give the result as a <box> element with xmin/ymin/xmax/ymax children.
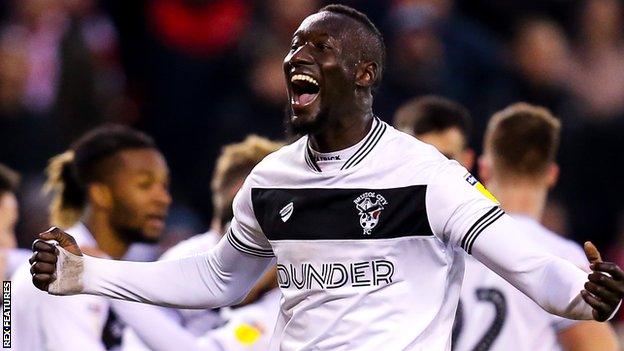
<box><xmin>75</xmin><ymin>236</ymin><xmax>274</xmax><ymax>309</ymax></box>
<box><xmin>425</xmin><ymin>160</ymin><xmax>503</xmax><ymax>252</ymax></box>
<box><xmin>227</xmin><ymin>178</ymin><xmax>275</xmax><ymax>258</ymax></box>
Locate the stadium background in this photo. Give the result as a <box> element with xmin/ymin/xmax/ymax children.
<box><xmin>1</xmin><ymin>0</ymin><xmax>624</xmax><ymax>319</ymax></box>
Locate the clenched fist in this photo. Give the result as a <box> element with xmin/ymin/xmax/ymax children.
<box><xmin>30</xmin><ymin>227</ymin><xmax>84</xmax><ymax>294</ymax></box>
<box><xmin>582</xmin><ymin>242</ymin><xmax>624</xmax><ymax>321</ymax></box>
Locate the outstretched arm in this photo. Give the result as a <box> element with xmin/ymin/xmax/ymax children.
<box><xmin>30</xmin><ymin>228</ymin><xmax>273</xmax><ymax>309</ymax></box>
<box><xmin>470</xmin><ymin>215</ymin><xmax>622</xmax><ymax>321</ymax></box>
<box><xmin>427</xmin><ymin>161</ymin><xmax>623</xmax><ymax>322</ymax></box>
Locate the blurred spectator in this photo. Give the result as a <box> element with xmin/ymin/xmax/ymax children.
<box><xmin>56</xmin><ymin>0</ymin><xmax>127</xmax><ymax>142</ymax></box>
<box><xmin>148</xmin><ymin>0</ymin><xmax>250</xmax><ymax>57</ymax></box>
<box><xmin>557</xmin><ymin>0</ymin><xmax>624</xmax><ymax>252</ymax></box>
<box><xmin>0</xmin><ymin>29</ymin><xmax>29</xmax><ymax>115</ymax></box>
<box><xmin>244</xmin><ymin>0</ymin><xmax>320</xmax><ymax>52</ymax></box>
<box><xmin>10</xmin><ymin>0</ymin><xmax>65</xmax><ymax>115</ymax></box>
<box><xmin>379</xmin><ymin>0</ymin><xmax>505</xmax><ymax>145</ymax></box>
<box><xmin>0</xmin><ymin>0</ymin><xmax>125</xmax><ymax>171</ymax></box>
<box><xmin>502</xmin><ymin>17</ymin><xmax>577</xmax><ymax>119</ymax></box>
<box><xmin>567</xmin><ymin>0</ymin><xmax>624</xmax><ymax>121</ymax></box>
<box><xmin>214</xmin><ymin>47</ymin><xmax>288</xmax><ymax>146</ymax></box>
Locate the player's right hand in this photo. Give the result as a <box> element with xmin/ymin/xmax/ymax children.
<box><xmin>30</xmin><ymin>227</ymin><xmax>82</xmax><ymax>292</ymax></box>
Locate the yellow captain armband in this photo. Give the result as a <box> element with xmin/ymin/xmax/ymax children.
<box><xmin>234</xmin><ymin>323</ymin><xmax>262</xmax><ymax>345</ymax></box>
<box><xmin>475</xmin><ymin>182</ymin><xmax>498</xmax><ymax>203</ymax></box>
<box><xmin>464</xmin><ymin>173</ymin><xmax>499</xmax><ymax>204</ymax></box>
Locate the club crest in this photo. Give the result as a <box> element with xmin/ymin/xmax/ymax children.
<box><xmin>354</xmin><ymin>192</ymin><xmax>388</xmax><ymax>235</ymax></box>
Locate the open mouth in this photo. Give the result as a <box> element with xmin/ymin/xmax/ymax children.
<box><xmin>291</xmin><ymin>74</ymin><xmax>320</xmax><ymax>107</ymax></box>
<box><xmin>146</xmin><ymin>213</ymin><xmax>166</xmax><ymax>224</ymax></box>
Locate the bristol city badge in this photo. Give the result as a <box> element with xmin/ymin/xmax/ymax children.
<box><xmin>354</xmin><ymin>192</ymin><xmax>388</xmax><ymax>235</ymax></box>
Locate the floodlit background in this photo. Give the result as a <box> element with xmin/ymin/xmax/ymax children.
<box><xmin>1</xmin><ymin>0</ymin><xmax>624</xmax><ymax>303</ymax></box>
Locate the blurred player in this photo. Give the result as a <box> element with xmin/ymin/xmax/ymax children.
<box><xmin>29</xmin><ymin>5</ymin><xmax>624</xmax><ymax>350</ymax></box>
<box><xmin>395</xmin><ymin>98</ymin><xmax>619</xmax><ymax>350</ymax></box>
<box><xmin>117</xmin><ymin>135</ymin><xmax>283</xmax><ymax>351</ymax></box>
<box><xmin>0</xmin><ymin>163</ymin><xmax>30</xmax><ymax>280</ymax></box>
<box><xmin>12</xmin><ymin>125</ymin><xmax>171</xmax><ymax>350</ymax></box>
<box><xmin>453</xmin><ymin>103</ymin><xmax>619</xmax><ymax>350</ymax></box>
<box><xmin>393</xmin><ymin>95</ymin><xmax>474</xmax><ymax>169</ymax></box>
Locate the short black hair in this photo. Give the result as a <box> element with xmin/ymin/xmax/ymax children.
<box><xmin>0</xmin><ymin>163</ymin><xmax>20</xmax><ymax>194</ymax></box>
<box><xmin>319</xmin><ymin>4</ymin><xmax>386</xmax><ymax>90</ymax></box>
<box><xmin>394</xmin><ymin>95</ymin><xmax>472</xmax><ymax>142</ymax></box>
<box><xmin>46</xmin><ymin>124</ymin><xmax>157</xmax><ymax>228</ymax></box>
<box><xmin>70</xmin><ymin>124</ymin><xmax>156</xmax><ymax>184</ymax></box>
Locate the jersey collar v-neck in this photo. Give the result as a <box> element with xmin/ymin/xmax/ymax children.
<box><xmin>304</xmin><ymin>117</ymin><xmax>387</xmax><ymax>173</ymax></box>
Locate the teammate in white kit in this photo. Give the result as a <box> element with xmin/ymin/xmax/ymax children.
<box><xmin>393</xmin><ymin>97</ymin><xmax>619</xmax><ymax>350</ymax></box>
<box><xmin>117</xmin><ymin>135</ymin><xmax>283</xmax><ymax>351</ymax></box>
<box><xmin>12</xmin><ymin>125</ymin><xmax>171</xmax><ymax>350</ymax></box>
<box><xmin>29</xmin><ymin>5</ymin><xmax>624</xmax><ymax>351</ymax></box>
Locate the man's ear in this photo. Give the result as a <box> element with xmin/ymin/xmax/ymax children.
<box><xmin>546</xmin><ymin>163</ymin><xmax>559</xmax><ymax>189</ymax></box>
<box><xmin>478</xmin><ymin>154</ymin><xmax>491</xmax><ymax>184</ymax></box>
<box><xmin>88</xmin><ymin>183</ymin><xmax>112</xmax><ymax>210</ymax></box>
<box><xmin>355</xmin><ymin>61</ymin><xmax>377</xmax><ymax>88</ymax></box>
<box><xmin>460</xmin><ymin>148</ymin><xmax>476</xmax><ymax>171</ymax></box>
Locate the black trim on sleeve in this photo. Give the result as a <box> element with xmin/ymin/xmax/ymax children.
<box><xmin>461</xmin><ymin>206</ymin><xmax>505</xmax><ymax>254</ymax></box>
<box><xmin>226</xmin><ymin>229</ymin><xmax>275</xmax><ymax>258</ymax></box>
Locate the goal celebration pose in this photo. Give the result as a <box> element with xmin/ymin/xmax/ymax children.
<box><xmin>29</xmin><ymin>5</ymin><xmax>624</xmax><ymax>351</ymax></box>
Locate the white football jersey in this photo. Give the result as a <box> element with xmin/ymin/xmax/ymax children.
<box><xmin>11</xmin><ymin>223</ymin><xmax>110</xmax><ymax>351</ymax></box>
<box><xmin>453</xmin><ymin>215</ymin><xmax>589</xmax><ymax>351</ymax></box>
<box><xmin>226</xmin><ymin>118</ymin><xmax>503</xmax><ymax>350</ymax></box>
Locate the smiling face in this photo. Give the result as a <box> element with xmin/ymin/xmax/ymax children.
<box><xmin>284</xmin><ymin>12</ymin><xmax>365</xmax><ymax>134</ymax></box>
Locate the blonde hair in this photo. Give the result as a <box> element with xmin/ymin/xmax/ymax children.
<box><xmin>44</xmin><ymin>151</ymin><xmax>84</xmax><ymax>228</ymax></box>
<box><xmin>485</xmin><ymin>102</ymin><xmax>561</xmax><ymax>177</ymax></box>
<box><xmin>211</xmin><ymin>135</ymin><xmax>283</xmax><ymax>223</ymax></box>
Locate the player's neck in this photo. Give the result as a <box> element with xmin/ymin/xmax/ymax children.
<box><xmin>309</xmin><ymin>109</ymin><xmax>374</xmax><ymax>153</ymax></box>
<box><xmin>210</xmin><ymin>217</ymin><xmax>225</xmax><ymax>237</ymax></box>
<box><xmin>487</xmin><ymin>179</ymin><xmax>547</xmax><ymax>221</ymax></box>
<box><xmin>82</xmin><ymin>210</ymin><xmax>129</xmax><ymax>259</ymax></box>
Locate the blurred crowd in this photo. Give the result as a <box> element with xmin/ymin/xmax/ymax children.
<box><xmin>1</xmin><ymin>0</ymin><xmax>624</xmax><ymax>260</ymax></box>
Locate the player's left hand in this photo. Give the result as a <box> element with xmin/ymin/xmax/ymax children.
<box><xmin>581</xmin><ymin>241</ymin><xmax>624</xmax><ymax>321</ymax></box>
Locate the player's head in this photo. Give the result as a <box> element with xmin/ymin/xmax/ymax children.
<box><xmin>0</xmin><ymin>163</ymin><xmax>20</xmax><ymax>237</ymax></box>
<box><xmin>394</xmin><ymin>95</ymin><xmax>474</xmax><ymax>169</ymax></box>
<box><xmin>46</xmin><ymin>125</ymin><xmax>171</xmax><ymax>243</ymax></box>
<box><xmin>480</xmin><ymin>103</ymin><xmax>560</xmax><ymax>187</ymax></box>
<box><xmin>284</xmin><ymin>4</ymin><xmax>385</xmax><ymax>134</ymax></box>
<box><xmin>211</xmin><ymin>135</ymin><xmax>283</xmax><ymax>232</ymax></box>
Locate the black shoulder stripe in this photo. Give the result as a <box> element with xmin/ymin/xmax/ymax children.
<box><xmin>461</xmin><ymin>207</ymin><xmax>505</xmax><ymax>254</ymax></box>
<box><xmin>227</xmin><ymin>229</ymin><xmax>274</xmax><ymax>258</ymax></box>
